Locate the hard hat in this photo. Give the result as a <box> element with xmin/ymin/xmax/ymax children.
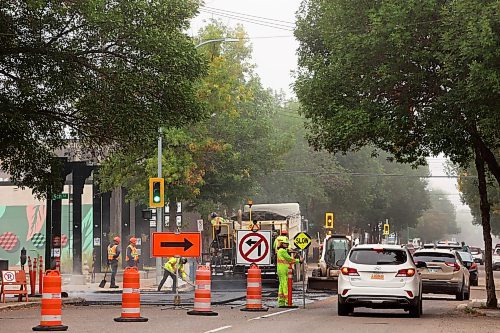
<box><xmin>181</xmin><ymin>258</ymin><xmax>188</xmax><ymax>264</ymax></box>
<box><xmin>281</xmin><ymin>230</ymin><xmax>288</xmax><ymax>235</ymax></box>
<box><xmin>129</xmin><ymin>237</ymin><xmax>137</xmax><ymax>244</ymax></box>
<box><xmin>113</xmin><ymin>236</ymin><xmax>121</xmax><ymax>244</ymax></box>
<box><xmin>210</xmin><ymin>212</ymin><xmax>218</xmax><ymax>218</ymax></box>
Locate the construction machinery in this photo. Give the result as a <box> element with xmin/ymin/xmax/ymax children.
<box><xmin>307</xmin><ymin>234</ymin><xmax>351</xmax><ymax>292</ymax></box>
<box><xmin>208</xmin><ymin>203</ymin><xmax>306</xmax><ymax>289</ymax></box>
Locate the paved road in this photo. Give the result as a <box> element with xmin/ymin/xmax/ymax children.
<box><xmin>2</xmin><ymin>286</ymin><xmax>499</xmax><ymax>333</ymax></box>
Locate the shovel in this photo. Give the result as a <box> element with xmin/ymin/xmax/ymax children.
<box><xmin>99</xmin><ymin>265</ymin><xmax>109</xmax><ymax>288</ymax></box>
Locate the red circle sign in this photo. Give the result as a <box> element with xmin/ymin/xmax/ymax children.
<box><xmin>238</xmin><ymin>233</ymin><xmax>269</xmax><ymax>263</ymax></box>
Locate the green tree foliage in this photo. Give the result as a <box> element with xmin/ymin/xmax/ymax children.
<box><xmin>255</xmin><ymin>103</ymin><xmax>430</xmax><ymax>237</ymax></box>
<box><xmin>0</xmin><ymin>0</ymin><xmax>204</xmax><ymax>194</ymax></box>
<box><xmin>99</xmin><ymin>22</ymin><xmax>288</xmax><ymax>220</ymax></box>
<box><xmin>456</xmin><ymin>159</ymin><xmax>500</xmax><ymax>236</ymax></box>
<box><xmin>416</xmin><ymin>191</ymin><xmax>459</xmax><ymax>243</ymax></box>
<box><xmin>295</xmin><ymin>0</ymin><xmax>499</xmax><ymax>307</ymax></box>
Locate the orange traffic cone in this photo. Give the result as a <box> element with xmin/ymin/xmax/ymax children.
<box><xmin>187</xmin><ymin>265</ymin><xmax>218</xmax><ymax>316</ymax></box>
<box><xmin>241</xmin><ymin>263</ymin><xmax>268</xmax><ymax>312</ymax></box>
<box><xmin>32</xmin><ymin>270</ymin><xmax>68</xmax><ymax>331</ymax></box>
<box><xmin>114</xmin><ymin>267</ymin><xmax>148</xmax><ymax>322</ymax></box>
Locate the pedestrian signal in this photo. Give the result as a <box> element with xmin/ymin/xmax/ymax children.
<box><xmin>149</xmin><ymin>178</ymin><xmax>164</xmax><ymax>208</ymax></box>
<box><xmin>325</xmin><ymin>212</ymin><xmax>334</xmax><ymax>229</ymax></box>
<box><xmin>383</xmin><ymin>223</ymin><xmax>390</xmax><ymax>236</ymax></box>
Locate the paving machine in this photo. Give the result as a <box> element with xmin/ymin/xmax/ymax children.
<box><xmin>307</xmin><ymin>234</ymin><xmax>351</xmax><ymax>292</ymax></box>
<box><xmin>209</xmin><ymin>203</ymin><xmax>306</xmax><ymax>289</ymax></box>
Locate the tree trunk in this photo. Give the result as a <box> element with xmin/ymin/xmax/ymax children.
<box><xmin>474</xmin><ymin>146</ymin><xmax>498</xmax><ymax>308</ymax></box>
<box><xmin>470</xmin><ymin>128</ymin><xmax>500</xmax><ymax>185</ymax></box>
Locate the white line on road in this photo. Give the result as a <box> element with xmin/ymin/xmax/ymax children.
<box><xmin>203</xmin><ymin>325</ymin><xmax>232</xmax><ymax>333</ymax></box>
<box><xmin>248</xmin><ymin>308</ymin><xmax>298</xmax><ymax>321</ymax></box>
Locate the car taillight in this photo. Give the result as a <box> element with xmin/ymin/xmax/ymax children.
<box><xmin>341</xmin><ymin>267</ymin><xmax>359</xmax><ymax>276</ymax></box>
<box><xmin>396</xmin><ymin>269</ymin><xmax>416</xmax><ymax>277</ymax></box>
<box><xmin>445</xmin><ymin>262</ymin><xmax>460</xmax><ymax>271</ymax></box>
<box><xmin>470</xmin><ymin>263</ymin><xmax>477</xmax><ymax>270</ymax></box>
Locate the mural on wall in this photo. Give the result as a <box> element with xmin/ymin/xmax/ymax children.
<box><xmin>0</xmin><ymin>203</ymin><xmax>93</xmax><ymax>272</ymax></box>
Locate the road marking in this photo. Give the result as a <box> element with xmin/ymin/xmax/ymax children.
<box><xmin>203</xmin><ymin>325</ymin><xmax>232</xmax><ymax>333</ymax></box>
<box><xmin>248</xmin><ymin>308</ymin><xmax>298</xmax><ymax>321</ymax></box>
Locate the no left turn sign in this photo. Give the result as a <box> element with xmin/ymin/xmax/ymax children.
<box><xmin>236</xmin><ymin>230</ymin><xmax>271</xmax><ymax>265</ymax></box>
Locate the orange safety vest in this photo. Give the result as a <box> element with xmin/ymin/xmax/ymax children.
<box><xmin>126</xmin><ymin>244</ymin><xmax>139</xmax><ymax>261</ymax></box>
<box><xmin>107</xmin><ymin>244</ymin><xmax>118</xmax><ymax>260</ymax></box>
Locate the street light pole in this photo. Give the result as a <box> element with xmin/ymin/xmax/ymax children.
<box><xmin>155</xmin><ymin>37</ymin><xmax>239</xmax><ymax>285</ymax></box>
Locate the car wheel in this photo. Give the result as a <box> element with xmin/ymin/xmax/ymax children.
<box><xmin>312</xmin><ymin>268</ymin><xmax>321</xmax><ymax>278</ymax></box>
<box><xmin>471</xmin><ymin>278</ymin><xmax>478</xmax><ymax>287</ymax></box>
<box><xmin>409</xmin><ymin>294</ymin><xmax>422</xmax><ymax>318</ymax></box>
<box><xmin>456</xmin><ymin>283</ymin><xmax>465</xmax><ymax>301</ymax></box>
<box><xmin>338</xmin><ymin>297</ymin><xmax>353</xmax><ymax>316</ymax></box>
<box><xmin>464</xmin><ymin>286</ymin><xmax>470</xmax><ymax>300</ymax></box>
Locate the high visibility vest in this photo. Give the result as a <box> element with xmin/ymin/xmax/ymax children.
<box><xmin>126</xmin><ymin>244</ymin><xmax>138</xmax><ymax>261</ymax></box>
<box><xmin>164</xmin><ymin>258</ymin><xmax>187</xmax><ymax>280</ymax></box>
<box><xmin>107</xmin><ymin>244</ymin><xmax>119</xmax><ymax>260</ymax></box>
<box><xmin>277</xmin><ymin>248</ymin><xmax>298</xmax><ymax>267</ymax></box>
<box><xmin>211</xmin><ymin>216</ymin><xmax>226</xmax><ymax>226</ymax></box>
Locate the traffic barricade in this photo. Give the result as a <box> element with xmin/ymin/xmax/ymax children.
<box><xmin>32</xmin><ymin>270</ymin><xmax>68</xmax><ymax>331</ymax></box>
<box><xmin>114</xmin><ymin>266</ymin><xmax>148</xmax><ymax>322</ymax></box>
<box><xmin>1</xmin><ymin>270</ymin><xmax>29</xmax><ymax>303</ymax></box>
<box><xmin>187</xmin><ymin>265</ymin><xmax>218</xmax><ymax>316</ymax></box>
<box><xmin>241</xmin><ymin>264</ymin><xmax>267</xmax><ymax>312</ymax></box>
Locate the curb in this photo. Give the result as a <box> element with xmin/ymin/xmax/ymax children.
<box><xmin>0</xmin><ymin>297</ymin><xmax>85</xmax><ymax>312</ymax></box>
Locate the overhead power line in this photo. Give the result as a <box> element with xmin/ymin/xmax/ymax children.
<box><xmin>200</xmin><ymin>8</ymin><xmax>295</xmax><ymax>31</ymax></box>
<box><xmin>203</xmin><ymin>6</ymin><xmax>296</xmax><ymax>25</ymax></box>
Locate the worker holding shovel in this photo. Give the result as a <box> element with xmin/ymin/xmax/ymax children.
<box><xmin>157</xmin><ymin>257</ymin><xmax>192</xmax><ymax>292</ymax></box>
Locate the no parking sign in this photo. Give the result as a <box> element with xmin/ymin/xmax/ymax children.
<box><xmin>236</xmin><ymin>230</ymin><xmax>271</xmax><ymax>265</ymax></box>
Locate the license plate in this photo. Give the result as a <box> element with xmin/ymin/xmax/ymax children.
<box><xmin>428</xmin><ymin>268</ymin><xmax>439</xmax><ymax>273</ymax></box>
<box><xmin>371</xmin><ymin>273</ymin><xmax>384</xmax><ymax>280</ymax></box>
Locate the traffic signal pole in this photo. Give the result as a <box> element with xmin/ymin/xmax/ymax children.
<box><xmin>156</xmin><ymin>128</ymin><xmax>163</xmax><ymax>285</ymax></box>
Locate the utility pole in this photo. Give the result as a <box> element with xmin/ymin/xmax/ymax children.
<box><xmin>156</xmin><ymin>128</ymin><xmax>163</xmax><ymax>285</ymax></box>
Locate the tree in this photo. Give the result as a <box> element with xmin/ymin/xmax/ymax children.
<box><xmin>295</xmin><ymin>0</ymin><xmax>498</xmax><ymax>307</ymax></box>
<box><xmin>99</xmin><ymin>22</ymin><xmax>288</xmax><ymax>224</ymax></box>
<box><xmin>0</xmin><ymin>0</ymin><xmax>205</xmax><ymax>195</ymax></box>
<box><xmin>255</xmin><ymin>102</ymin><xmax>430</xmax><ymax>238</ymax></box>
<box><xmin>416</xmin><ymin>191</ymin><xmax>458</xmax><ymax>243</ymax></box>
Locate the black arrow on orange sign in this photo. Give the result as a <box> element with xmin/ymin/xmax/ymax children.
<box><xmin>160</xmin><ymin>238</ymin><xmax>193</xmax><ymax>251</ymax></box>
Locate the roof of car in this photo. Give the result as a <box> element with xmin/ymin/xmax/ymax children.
<box><xmin>414</xmin><ymin>248</ymin><xmax>457</xmax><ymax>254</ymax></box>
<box><xmin>353</xmin><ymin>244</ymin><xmax>406</xmax><ymax>250</ymax></box>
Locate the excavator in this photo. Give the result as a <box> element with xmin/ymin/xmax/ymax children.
<box><xmin>307</xmin><ymin>233</ymin><xmax>351</xmax><ymax>292</ymax></box>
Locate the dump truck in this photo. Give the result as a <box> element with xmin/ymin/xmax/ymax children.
<box><xmin>307</xmin><ymin>234</ymin><xmax>351</xmax><ymax>292</ymax></box>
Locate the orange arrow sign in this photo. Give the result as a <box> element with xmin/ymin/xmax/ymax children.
<box><xmin>151</xmin><ymin>232</ymin><xmax>201</xmax><ymax>258</ymax></box>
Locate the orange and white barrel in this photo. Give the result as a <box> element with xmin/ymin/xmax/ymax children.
<box><xmin>114</xmin><ymin>267</ymin><xmax>148</xmax><ymax>322</ymax></box>
<box><xmin>187</xmin><ymin>265</ymin><xmax>218</xmax><ymax>316</ymax></box>
<box><xmin>241</xmin><ymin>263</ymin><xmax>268</xmax><ymax>312</ymax></box>
<box><xmin>32</xmin><ymin>270</ymin><xmax>68</xmax><ymax>331</ymax></box>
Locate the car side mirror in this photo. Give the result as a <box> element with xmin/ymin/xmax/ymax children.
<box><xmin>415</xmin><ymin>261</ymin><xmax>427</xmax><ymax>269</ymax></box>
<box><xmin>336</xmin><ymin>259</ymin><xmax>345</xmax><ymax>267</ymax></box>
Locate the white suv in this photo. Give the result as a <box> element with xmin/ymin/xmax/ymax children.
<box><xmin>337</xmin><ymin>244</ymin><xmax>424</xmax><ymax>317</ymax></box>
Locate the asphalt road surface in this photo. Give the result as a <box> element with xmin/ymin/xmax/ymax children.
<box><xmin>2</xmin><ymin>284</ymin><xmax>499</xmax><ymax>333</ymax></box>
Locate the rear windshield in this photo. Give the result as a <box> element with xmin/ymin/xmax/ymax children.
<box><xmin>413</xmin><ymin>252</ymin><xmax>455</xmax><ymax>263</ymax></box>
<box><xmin>458</xmin><ymin>252</ymin><xmax>473</xmax><ymax>262</ymax></box>
<box><xmin>349</xmin><ymin>249</ymin><xmax>407</xmax><ymax>265</ymax></box>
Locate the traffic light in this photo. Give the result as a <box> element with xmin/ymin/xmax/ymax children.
<box><xmin>383</xmin><ymin>223</ymin><xmax>390</xmax><ymax>236</ymax></box>
<box><xmin>149</xmin><ymin>177</ymin><xmax>164</xmax><ymax>208</ymax></box>
<box><xmin>325</xmin><ymin>212</ymin><xmax>334</xmax><ymax>229</ymax></box>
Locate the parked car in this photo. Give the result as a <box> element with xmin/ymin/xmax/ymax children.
<box><xmin>469</xmin><ymin>247</ymin><xmax>484</xmax><ymax>265</ymax></box>
<box><xmin>493</xmin><ymin>247</ymin><xmax>500</xmax><ymax>271</ymax></box>
<box><xmin>458</xmin><ymin>251</ymin><xmax>478</xmax><ymax>286</ymax></box>
<box><xmin>413</xmin><ymin>248</ymin><xmax>470</xmax><ymax>300</ymax></box>
<box><xmin>338</xmin><ymin>244</ymin><xmax>424</xmax><ymax>317</ymax></box>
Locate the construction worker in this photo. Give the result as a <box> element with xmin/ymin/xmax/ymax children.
<box><xmin>126</xmin><ymin>237</ymin><xmax>139</xmax><ymax>267</ymax></box>
<box><xmin>107</xmin><ymin>236</ymin><xmax>121</xmax><ymax>288</ymax></box>
<box><xmin>277</xmin><ymin>239</ymin><xmax>301</xmax><ymax>307</ymax></box>
<box><xmin>274</xmin><ymin>229</ymin><xmax>289</xmax><ymax>253</ymax></box>
<box><xmin>157</xmin><ymin>257</ymin><xmax>188</xmax><ymax>293</ymax></box>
